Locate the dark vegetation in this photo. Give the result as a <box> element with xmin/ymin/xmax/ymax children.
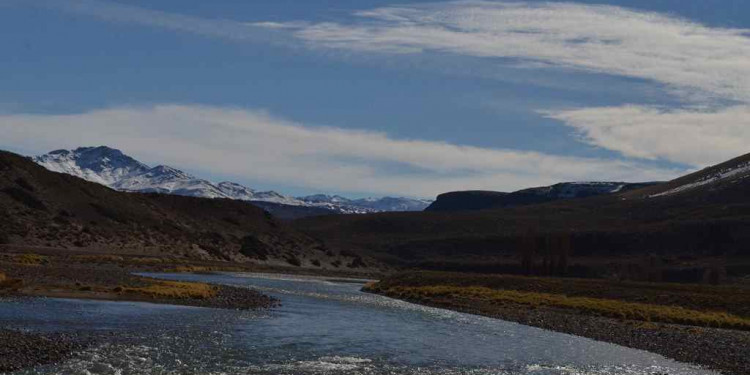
<box><xmin>296</xmin><ymin>153</ymin><xmax>750</xmax><ymax>284</ymax></box>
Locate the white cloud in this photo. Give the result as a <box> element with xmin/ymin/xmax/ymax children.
<box><xmin>0</xmin><ymin>105</ymin><xmax>679</xmax><ymax>197</ymax></box>
<box><xmin>30</xmin><ymin>1</ymin><xmax>750</xmax><ymax>169</ymax></box>
<box><xmin>258</xmin><ymin>1</ymin><xmax>750</xmax><ymax>166</ymax></box>
<box><xmin>544</xmin><ymin>105</ymin><xmax>750</xmax><ymax>167</ymax></box>
<box><xmin>278</xmin><ymin>1</ymin><xmax>750</xmax><ymax>103</ymax></box>
<box><xmin>38</xmin><ymin>0</ymin><xmax>281</xmax><ymax>43</ymax></box>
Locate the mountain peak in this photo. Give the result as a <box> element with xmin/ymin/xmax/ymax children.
<box><xmin>32</xmin><ymin>146</ymin><xmax>433</xmax><ymax>215</ymax></box>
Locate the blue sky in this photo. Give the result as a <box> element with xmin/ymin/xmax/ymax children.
<box><xmin>2</xmin><ymin>0</ymin><xmax>750</xmax><ymax>198</ymax></box>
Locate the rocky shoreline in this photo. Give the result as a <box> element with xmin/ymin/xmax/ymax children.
<box><xmin>366</xmin><ymin>290</ymin><xmax>750</xmax><ymax>375</ymax></box>
<box><xmin>0</xmin><ymin>329</ymin><xmax>87</xmax><ymax>373</ymax></box>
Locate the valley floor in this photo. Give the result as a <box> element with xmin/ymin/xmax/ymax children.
<box><xmin>3</xmin><ymin>247</ymin><xmax>750</xmax><ymax>374</ymax></box>
<box><xmin>365</xmin><ymin>271</ymin><xmax>750</xmax><ymax>375</ymax></box>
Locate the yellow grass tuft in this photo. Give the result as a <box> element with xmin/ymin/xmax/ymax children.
<box><xmin>123</xmin><ymin>281</ymin><xmax>217</xmax><ymax>299</ymax></box>
<box><xmin>0</xmin><ymin>272</ymin><xmax>6</xmax><ymax>282</ymax></box>
<box><xmin>171</xmin><ymin>265</ymin><xmax>210</xmax><ymax>273</ymax></box>
<box><xmin>73</xmin><ymin>254</ymin><xmax>125</xmax><ymax>263</ymax></box>
<box><xmin>383</xmin><ymin>285</ymin><xmax>750</xmax><ymax>330</ymax></box>
<box><xmin>14</xmin><ymin>254</ymin><xmax>49</xmax><ymax>265</ymax></box>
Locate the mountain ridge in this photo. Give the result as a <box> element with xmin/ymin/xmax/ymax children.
<box><xmin>32</xmin><ymin>146</ymin><xmax>432</xmax><ymax>216</ymax></box>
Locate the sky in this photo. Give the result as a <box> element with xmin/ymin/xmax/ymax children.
<box><xmin>2</xmin><ymin>0</ymin><xmax>750</xmax><ymax>199</ymax></box>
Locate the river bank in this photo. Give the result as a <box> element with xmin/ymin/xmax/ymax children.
<box><xmin>0</xmin><ymin>329</ymin><xmax>87</xmax><ymax>373</ymax></box>
<box><xmin>365</xmin><ymin>271</ymin><xmax>750</xmax><ymax>375</ymax></box>
<box><xmin>0</xmin><ymin>245</ymin><xmax>384</xmax><ymax>310</ymax></box>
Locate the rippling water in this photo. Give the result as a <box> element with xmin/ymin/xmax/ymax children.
<box><xmin>0</xmin><ymin>272</ymin><xmax>718</xmax><ymax>375</ymax></box>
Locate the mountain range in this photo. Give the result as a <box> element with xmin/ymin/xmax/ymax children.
<box><xmin>32</xmin><ymin>146</ymin><xmax>432</xmax><ymax>216</ymax></box>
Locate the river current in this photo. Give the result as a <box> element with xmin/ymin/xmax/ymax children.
<box><xmin>0</xmin><ymin>272</ymin><xmax>718</xmax><ymax>375</ymax></box>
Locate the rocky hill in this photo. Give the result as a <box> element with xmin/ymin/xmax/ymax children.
<box><xmin>1</xmin><ymin>150</ymin><xmax>370</xmax><ymax>269</ymax></box>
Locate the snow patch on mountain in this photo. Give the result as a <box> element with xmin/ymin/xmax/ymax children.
<box><xmin>651</xmin><ymin>161</ymin><xmax>750</xmax><ymax>197</ymax></box>
<box><xmin>32</xmin><ymin>146</ymin><xmax>432</xmax><ymax>213</ymax></box>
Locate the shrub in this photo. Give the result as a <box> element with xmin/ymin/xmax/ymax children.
<box><xmin>286</xmin><ymin>256</ymin><xmax>302</xmax><ymax>267</ymax></box>
<box><xmin>347</xmin><ymin>256</ymin><xmax>367</xmax><ymax>268</ymax></box>
<box><xmin>14</xmin><ymin>177</ymin><xmax>35</xmax><ymax>192</ymax></box>
<box><xmin>90</xmin><ymin>203</ymin><xmax>124</xmax><ymax>222</ymax></box>
<box><xmin>1</xmin><ymin>187</ymin><xmax>47</xmax><ymax>211</ymax></box>
<box><xmin>311</xmin><ymin>259</ymin><xmax>321</xmax><ymax>267</ymax></box>
<box><xmin>239</xmin><ymin>235</ymin><xmax>270</xmax><ymax>260</ymax></box>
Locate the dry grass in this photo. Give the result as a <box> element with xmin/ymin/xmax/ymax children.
<box><xmin>73</xmin><ymin>254</ymin><xmax>125</xmax><ymax>263</ymax></box>
<box><xmin>122</xmin><ymin>281</ymin><xmax>216</xmax><ymax>299</ymax></box>
<box><xmin>0</xmin><ymin>271</ymin><xmax>23</xmax><ymax>290</ymax></box>
<box><xmin>170</xmin><ymin>265</ymin><xmax>211</xmax><ymax>273</ymax></box>
<box><xmin>377</xmin><ymin>285</ymin><xmax>750</xmax><ymax>330</ymax></box>
<box><xmin>13</xmin><ymin>254</ymin><xmax>49</xmax><ymax>265</ymax></box>
<box><xmin>168</xmin><ymin>265</ymin><xmax>245</xmax><ymax>273</ymax></box>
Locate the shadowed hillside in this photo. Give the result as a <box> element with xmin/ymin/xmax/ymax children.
<box><xmin>295</xmin><ymin>153</ymin><xmax>750</xmax><ymax>283</ymax></box>
<box><xmin>426</xmin><ymin>182</ymin><xmax>660</xmax><ymax>212</ymax></box>
<box><xmin>0</xmin><ymin>150</ymin><xmax>369</xmax><ymax>269</ymax></box>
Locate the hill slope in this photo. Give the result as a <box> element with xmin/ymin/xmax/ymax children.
<box><xmin>426</xmin><ymin>182</ymin><xmax>659</xmax><ymax>212</ymax></box>
<box><xmin>1</xmin><ymin>150</ymin><xmax>363</xmax><ymax>268</ymax></box>
<box><xmin>295</xmin><ymin>153</ymin><xmax>750</xmax><ymax>282</ymax></box>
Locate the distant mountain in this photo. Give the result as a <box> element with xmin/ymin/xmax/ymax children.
<box><xmin>295</xmin><ymin>152</ymin><xmax>750</xmax><ymax>282</ymax></box>
<box><xmin>425</xmin><ymin>182</ymin><xmax>660</xmax><ymax>211</ymax></box>
<box><xmin>297</xmin><ymin>194</ymin><xmax>432</xmax><ymax>214</ymax></box>
<box><xmin>32</xmin><ymin>146</ymin><xmax>431</xmax><ymax>217</ymax></box>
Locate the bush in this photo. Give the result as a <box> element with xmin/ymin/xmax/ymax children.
<box><xmin>1</xmin><ymin>187</ymin><xmax>47</xmax><ymax>211</ymax></box>
<box><xmin>14</xmin><ymin>177</ymin><xmax>35</xmax><ymax>192</ymax></box>
<box><xmin>347</xmin><ymin>256</ymin><xmax>367</xmax><ymax>268</ymax></box>
<box><xmin>239</xmin><ymin>235</ymin><xmax>270</xmax><ymax>260</ymax></box>
<box><xmin>286</xmin><ymin>256</ymin><xmax>302</xmax><ymax>267</ymax></box>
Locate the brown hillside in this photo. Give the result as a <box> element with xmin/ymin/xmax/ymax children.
<box><xmin>0</xmin><ymin>150</ymin><xmax>328</xmax><ymax>264</ymax></box>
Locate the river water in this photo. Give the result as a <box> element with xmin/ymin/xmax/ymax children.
<box><xmin>0</xmin><ymin>272</ymin><xmax>718</xmax><ymax>375</ymax></box>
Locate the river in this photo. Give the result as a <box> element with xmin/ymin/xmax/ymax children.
<box><xmin>0</xmin><ymin>272</ymin><xmax>718</xmax><ymax>375</ymax></box>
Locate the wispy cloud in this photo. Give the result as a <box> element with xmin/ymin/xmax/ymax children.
<box><xmin>544</xmin><ymin>105</ymin><xmax>750</xmax><ymax>167</ymax></box>
<box><xmin>275</xmin><ymin>1</ymin><xmax>750</xmax><ymax>103</ymax></box>
<box><xmin>27</xmin><ymin>1</ymin><xmax>750</xmax><ymax>169</ymax></box>
<box><xmin>0</xmin><ymin>105</ymin><xmax>679</xmax><ymax>197</ymax></box>
<box><xmin>256</xmin><ymin>1</ymin><xmax>750</xmax><ymax>166</ymax></box>
<box><xmin>37</xmin><ymin>0</ymin><xmax>282</xmax><ymax>43</ymax></box>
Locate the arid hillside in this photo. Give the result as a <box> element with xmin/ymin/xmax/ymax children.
<box><xmin>0</xmin><ymin>150</ymin><xmax>366</xmax><ymax>269</ymax></box>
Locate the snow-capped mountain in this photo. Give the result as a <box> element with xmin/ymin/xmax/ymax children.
<box><xmin>32</xmin><ymin>146</ymin><xmax>432</xmax><ymax>214</ymax></box>
<box><xmin>33</xmin><ymin>147</ymin><xmax>149</xmax><ymax>186</ymax></box>
<box><xmin>296</xmin><ymin>194</ymin><xmax>432</xmax><ymax>213</ymax></box>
